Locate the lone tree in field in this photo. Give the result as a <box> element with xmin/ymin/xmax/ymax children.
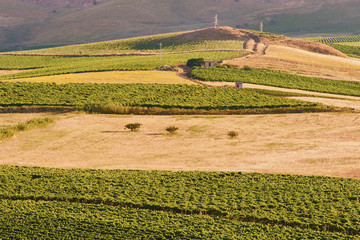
<box><xmin>166</xmin><ymin>126</ymin><xmax>179</xmax><ymax>134</ymax></box>
<box><xmin>125</xmin><ymin>123</ymin><xmax>142</xmax><ymax>132</ymax></box>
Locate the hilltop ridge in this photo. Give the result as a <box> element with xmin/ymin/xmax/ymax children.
<box><xmin>9</xmin><ymin>27</ymin><xmax>346</xmax><ymax>58</ymax></box>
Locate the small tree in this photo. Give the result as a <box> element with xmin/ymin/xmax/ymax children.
<box><xmin>186</xmin><ymin>58</ymin><xmax>205</xmax><ymax>68</ymax></box>
<box><xmin>243</xmin><ymin>65</ymin><xmax>252</xmax><ymax>71</ymax></box>
<box><xmin>228</xmin><ymin>131</ymin><xmax>238</xmax><ymax>139</ymax></box>
<box><xmin>125</xmin><ymin>123</ymin><xmax>142</xmax><ymax>132</ymax></box>
<box><xmin>166</xmin><ymin>126</ymin><xmax>179</xmax><ymax>134</ymax></box>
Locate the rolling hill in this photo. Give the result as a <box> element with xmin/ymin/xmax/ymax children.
<box><xmin>1</xmin><ymin>0</ymin><xmax>360</xmax><ymax>51</ymax></box>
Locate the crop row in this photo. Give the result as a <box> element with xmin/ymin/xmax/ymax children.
<box><xmin>325</xmin><ymin>43</ymin><xmax>360</xmax><ymax>58</ymax></box>
<box><xmin>0</xmin><ymin>51</ymin><xmax>242</xmax><ymax>79</ymax></box>
<box><xmin>0</xmin><ymin>199</ymin><xmax>355</xmax><ymax>239</ymax></box>
<box><xmin>191</xmin><ymin>67</ymin><xmax>360</xmax><ymax>96</ymax></box>
<box><xmin>16</xmin><ymin>40</ymin><xmax>245</xmax><ymax>56</ymax></box>
<box><xmin>0</xmin><ymin>166</ymin><xmax>359</xmax><ymax>236</ymax></box>
<box><xmin>312</xmin><ymin>35</ymin><xmax>360</xmax><ymax>44</ymax></box>
<box><xmin>0</xmin><ymin>82</ymin><xmax>318</xmax><ymax>109</ymax></box>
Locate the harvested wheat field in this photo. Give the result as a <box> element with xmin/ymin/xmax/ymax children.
<box><xmin>1</xmin><ymin>113</ymin><xmax>359</xmax><ymax>179</ymax></box>
<box><xmin>3</xmin><ymin>71</ymin><xmax>194</xmax><ymax>84</ymax></box>
<box><xmin>225</xmin><ymin>45</ymin><xmax>360</xmax><ymax>81</ymax></box>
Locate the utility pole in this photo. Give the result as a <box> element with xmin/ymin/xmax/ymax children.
<box><xmin>160</xmin><ymin>42</ymin><xmax>162</xmax><ymax>64</ymax></box>
<box><xmin>214</xmin><ymin>14</ymin><xmax>219</xmax><ymax>28</ymax></box>
<box><xmin>243</xmin><ymin>49</ymin><xmax>246</xmax><ymax>67</ymax></box>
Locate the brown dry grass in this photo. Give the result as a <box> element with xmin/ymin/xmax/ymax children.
<box><xmin>225</xmin><ymin>45</ymin><xmax>360</xmax><ymax>81</ymax></box>
<box><xmin>4</xmin><ymin>71</ymin><xmax>195</xmax><ymax>84</ymax></box>
<box><xmin>0</xmin><ymin>113</ymin><xmax>55</xmax><ymax>128</ymax></box>
<box><xmin>1</xmin><ymin>113</ymin><xmax>359</xmax><ymax>179</ymax></box>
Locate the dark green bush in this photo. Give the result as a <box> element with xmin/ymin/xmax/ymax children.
<box><xmin>228</xmin><ymin>131</ymin><xmax>238</xmax><ymax>139</ymax></box>
<box><xmin>166</xmin><ymin>126</ymin><xmax>179</xmax><ymax>134</ymax></box>
<box><xmin>243</xmin><ymin>65</ymin><xmax>252</xmax><ymax>70</ymax></box>
<box><xmin>125</xmin><ymin>123</ymin><xmax>142</xmax><ymax>132</ymax></box>
<box><xmin>186</xmin><ymin>58</ymin><xmax>205</xmax><ymax>67</ymax></box>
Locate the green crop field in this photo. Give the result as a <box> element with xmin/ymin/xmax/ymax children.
<box><xmin>0</xmin><ymin>166</ymin><xmax>359</xmax><ymax>238</ymax></box>
<box><xmin>0</xmin><ymin>51</ymin><xmax>242</xmax><ymax>79</ymax></box>
<box><xmin>191</xmin><ymin>67</ymin><xmax>360</xmax><ymax>96</ymax></box>
<box><xmin>326</xmin><ymin>43</ymin><xmax>360</xmax><ymax>59</ymax></box>
<box><xmin>310</xmin><ymin>34</ymin><xmax>360</xmax><ymax>44</ymax></box>
<box><xmin>0</xmin><ymin>82</ymin><xmax>318</xmax><ymax>110</ymax></box>
<box><xmin>14</xmin><ymin>38</ymin><xmax>245</xmax><ymax>56</ymax></box>
<box><xmin>305</xmin><ymin>35</ymin><xmax>360</xmax><ymax>58</ymax></box>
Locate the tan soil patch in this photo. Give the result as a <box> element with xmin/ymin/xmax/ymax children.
<box><xmin>289</xmin><ymin>97</ymin><xmax>360</xmax><ymax>111</ymax></box>
<box><xmin>225</xmin><ymin>45</ymin><xmax>360</xmax><ymax>81</ymax></box>
<box><xmin>0</xmin><ymin>113</ymin><xmax>359</xmax><ymax>179</ymax></box>
<box><xmin>0</xmin><ymin>70</ymin><xmax>25</xmax><ymax>76</ymax></box>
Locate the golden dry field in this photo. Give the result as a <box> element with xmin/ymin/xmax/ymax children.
<box><xmin>225</xmin><ymin>45</ymin><xmax>360</xmax><ymax>81</ymax></box>
<box><xmin>3</xmin><ymin>71</ymin><xmax>195</xmax><ymax>84</ymax></box>
<box><xmin>1</xmin><ymin>113</ymin><xmax>359</xmax><ymax>179</ymax></box>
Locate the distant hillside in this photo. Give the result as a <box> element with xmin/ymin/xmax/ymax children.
<box><xmin>1</xmin><ymin>0</ymin><xmax>360</xmax><ymax>51</ymax></box>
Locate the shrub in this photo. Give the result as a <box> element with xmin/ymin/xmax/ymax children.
<box><xmin>186</xmin><ymin>58</ymin><xmax>205</xmax><ymax>67</ymax></box>
<box><xmin>228</xmin><ymin>131</ymin><xmax>238</xmax><ymax>139</ymax></box>
<box><xmin>243</xmin><ymin>65</ymin><xmax>252</xmax><ymax>70</ymax></box>
<box><xmin>166</xmin><ymin>126</ymin><xmax>179</xmax><ymax>134</ymax></box>
<box><xmin>125</xmin><ymin>123</ymin><xmax>142</xmax><ymax>132</ymax></box>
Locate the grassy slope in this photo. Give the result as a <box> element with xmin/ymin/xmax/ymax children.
<box><xmin>2</xmin><ymin>0</ymin><xmax>360</xmax><ymax>51</ymax></box>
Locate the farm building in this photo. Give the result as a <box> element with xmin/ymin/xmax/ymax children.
<box><xmin>205</xmin><ymin>61</ymin><xmax>215</xmax><ymax>68</ymax></box>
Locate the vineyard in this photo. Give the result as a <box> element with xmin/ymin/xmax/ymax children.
<box><xmin>191</xmin><ymin>67</ymin><xmax>360</xmax><ymax>96</ymax></box>
<box><xmin>13</xmin><ymin>39</ymin><xmax>245</xmax><ymax>56</ymax></box>
<box><xmin>0</xmin><ymin>166</ymin><xmax>359</xmax><ymax>238</ymax></box>
<box><xmin>0</xmin><ymin>51</ymin><xmax>242</xmax><ymax>79</ymax></box>
<box><xmin>325</xmin><ymin>43</ymin><xmax>360</xmax><ymax>59</ymax></box>
<box><xmin>310</xmin><ymin>35</ymin><xmax>360</xmax><ymax>44</ymax></box>
<box><xmin>0</xmin><ymin>82</ymin><xmax>318</xmax><ymax>110</ymax></box>
<box><xmin>305</xmin><ymin>35</ymin><xmax>360</xmax><ymax>58</ymax></box>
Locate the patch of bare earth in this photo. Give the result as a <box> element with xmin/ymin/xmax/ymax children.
<box><xmin>0</xmin><ymin>70</ymin><xmax>25</xmax><ymax>76</ymax></box>
<box><xmin>0</xmin><ymin>113</ymin><xmax>359</xmax><ymax>179</ymax></box>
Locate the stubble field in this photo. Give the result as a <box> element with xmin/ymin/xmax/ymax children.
<box><xmin>1</xmin><ymin>112</ymin><xmax>359</xmax><ymax>179</ymax></box>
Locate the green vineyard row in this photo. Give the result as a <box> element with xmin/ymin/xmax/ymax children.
<box><xmin>15</xmin><ymin>40</ymin><xmax>245</xmax><ymax>56</ymax></box>
<box><xmin>0</xmin><ymin>51</ymin><xmax>242</xmax><ymax>79</ymax></box>
<box><xmin>0</xmin><ymin>199</ymin><xmax>355</xmax><ymax>239</ymax></box>
<box><xmin>0</xmin><ymin>82</ymin><xmax>318</xmax><ymax>109</ymax></box>
<box><xmin>0</xmin><ymin>166</ymin><xmax>359</xmax><ymax>236</ymax></box>
<box><xmin>326</xmin><ymin>43</ymin><xmax>360</xmax><ymax>58</ymax></box>
<box><xmin>191</xmin><ymin>67</ymin><xmax>360</xmax><ymax>96</ymax></box>
<box><xmin>310</xmin><ymin>35</ymin><xmax>360</xmax><ymax>44</ymax></box>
